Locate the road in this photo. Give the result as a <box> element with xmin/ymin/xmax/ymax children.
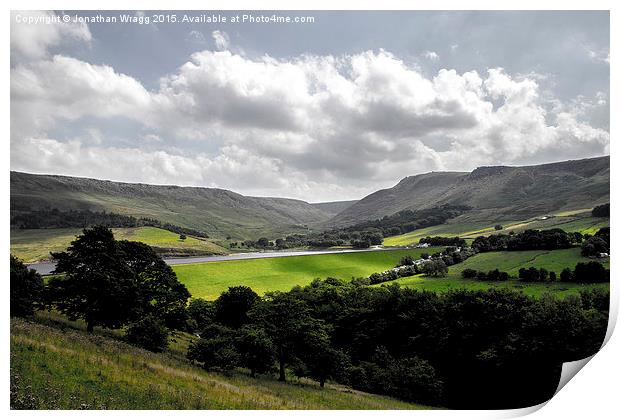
<box><xmin>27</xmin><ymin>246</ymin><xmax>411</xmax><ymax>275</ymax></box>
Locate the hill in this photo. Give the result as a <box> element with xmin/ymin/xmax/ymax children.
<box><xmin>329</xmin><ymin>156</ymin><xmax>610</xmax><ymax>226</ymax></box>
<box><xmin>310</xmin><ymin>200</ymin><xmax>358</xmax><ymax>216</ymax></box>
<box><xmin>10</xmin><ymin>316</ymin><xmax>430</xmax><ymax>409</ymax></box>
<box><xmin>10</xmin><ymin>172</ymin><xmax>335</xmax><ymax>240</ymax></box>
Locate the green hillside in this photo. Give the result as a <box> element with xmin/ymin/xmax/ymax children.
<box><xmin>383</xmin><ymin>248</ymin><xmax>609</xmax><ymax>298</ymax></box>
<box><xmin>174</xmin><ymin>248</ymin><xmax>441</xmax><ymax>300</ymax></box>
<box><xmin>10</xmin><ymin>171</ymin><xmax>334</xmax><ymax>240</ymax></box>
<box><xmin>11</xmin><ymin>316</ymin><xmax>429</xmax><ymax>409</ymax></box>
<box><xmin>331</xmin><ymin>156</ymin><xmax>609</xmax><ymax>227</ymax></box>
<box><xmin>11</xmin><ymin>227</ymin><xmax>228</xmax><ymax>263</ymax></box>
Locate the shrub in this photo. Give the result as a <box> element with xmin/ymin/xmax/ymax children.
<box><xmin>560</xmin><ymin>268</ymin><xmax>573</xmax><ymax>282</ymax></box>
<box><xmin>573</xmin><ymin>261</ymin><xmax>609</xmax><ymax>283</ymax></box>
<box><xmin>397</xmin><ymin>255</ymin><xmax>415</xmax><ymax>267</ymax></box>
<box><xmin>125</xmin><ymin>316</ymin><xmax>169</xmax><ymax>352</ymax></box>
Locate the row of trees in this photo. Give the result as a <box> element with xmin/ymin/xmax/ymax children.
<box><xmin>419</xmin><ymin>236</ymin><xmax>467</xmax><ymax>247</ymax></box>
<box><xmin>241</xmin><ymin>205</ymin><xmax>469</xmax><ymax>251</ymax></box>
<box><xmin>183</xmin><ymin>279</ymin><xmax>608</xmax><ymax>408</ymax></box>
<box><xmin>461</xmin><ymin>261</ymin><xmax>609</xmax><ymax>284</ymax></box>
<box><xmin>462</xmin><ymin>268</ymin><xmax>510</xmax><ymax>281</ymax></box>
<box><xmin>471</xmin><ymin>228</ymin><xmax>582</xmax><ymax>252</ymax></box>
<box><xmin>11</xmin><ymin>208</ymin><xmax>210</xmax><ymax>238</ymax></box>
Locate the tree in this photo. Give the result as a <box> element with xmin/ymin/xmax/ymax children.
<box><xmin>422</xmin><ymin>260</ymin><xmax>448</xmax><ymax>277</ymax></box>
<box><xmin>48</xmin><ymin>226</ymin><xmax>139</xmax><ymax>332</ymax></box>
<box><xmin>462</xmin><ymin>268</ymin><xmax>478</xmax><ymax>278</ymax></box>
<box><xmin>257</xmin><ymin>237</ymin><xmax>270</xmax><ymax>248</ymax></box>
<box><xmin>560</xmin><ymin>268</ymin><xmax>573</xmax><ymax>282</ymax></box>
<box><xmin>397</xmin><ymin>255</ymin><xmax>415</xmax><ymax>267</ymax></box>
<box><xmin>549</xmin><ymin>271</ymin><xmax>557</xmax><ymax>282</ymax></box>
<box><xmin>10</xmin><ymin>255</ymin><xmax>44</xmax><ymax>317</ymax></box>
<box><xmin>592</xmin><ymin>203</ymin><xmax>610</xmax><ymax>217</ymax></box>
<box><xmin>298</xmin><ymin>329</ymin><xmax>348</xmax><ymax>387</ymax></box>
<box><xmin>187</xmin><ymin>324</ymin><xmax>240</xmax><ymax>372</ymax></box>
<box><xmin>235</xmin><ymin>325</ymin><xmax>276</xmax><ymax>376</ymax></box>
<box><xmin>179</xmin><ymin>234</ymin><xmax>187</xmax><ymax>241</ymax></box>
<box><xmin>187</xmin><ymin>298</ymin><xmax>216</xmax><ymax>333</ymax></box>
<box><xmin>249</xmin><ymin>292</ymin><xmax>321</xmax><ymax>382</ymax></box>
<box><xmin>47</xmin><ymin>226</ymin><xmax>190</xmax><ymax>332</ymax></box>
<box><xmin>573</xmin><ymin>261</ymin><xmax>609</xmax><ymax>283</ymax></box>
<box><xmin>494</xmin><ymin>225</ymin><xmax>503</xmax><ymax>231</ymax></box>
<box><xmin>214</xmin><ymin>286</ymin><xmax>259</xmax><ymax>329</ymax></box>
<box><xmin>118</xmin><ymin>240</ymin><xmax>191</xmax><ymax>329</ymax></box>
<box><xmin>125</xmin><ymin>315</ymin><xmax>169</xmax><ymax>352</ymax></box>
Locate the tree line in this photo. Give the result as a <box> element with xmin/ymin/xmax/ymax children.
<box><xmin>235</xmin><ymin>205</ymin><xmax>469</xmax><ymax>250</ymax></box>
<box><xmin>184</xmin><ymin>280</ymin><xmax>607</xmax><ymax>408</ymax></box>
<box><xmin>11</xmin><ymin>208</ymin><xmax>210</xmax><ymax>238</ymax></box>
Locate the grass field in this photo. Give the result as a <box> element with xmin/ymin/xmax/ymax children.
<box><xmin>383</xmin><ymin>213</ymin><xmax>609</xmax><ymax>247</ymax></box>
<box><xmin>383</xmin><ymin>248</ymin><xmax>610</xmax><ymax>298</ymax></box>
<box><xmin>10</xmin><ymin>227</ymin><xmax>228</xmax><ymax>263</ymax></box>
<box><xmin>173</xmin><ymin>248</ymin><xmax>442</xmax><ymax>300</ymax></box>
<box><xmin>10</xmin><ymin>316</ymin><xmax>430</xmax><ymax>409</ymax></box>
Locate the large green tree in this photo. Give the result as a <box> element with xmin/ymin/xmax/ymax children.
<box><xmin>249</xmin><ymin>292</ymin><xmax>324</xmax><ymax>382</ymax></box>
<box><xmin>48</xmin><ymin>226</ymin><xmax>190</xmax><ymax>332</ymax></box>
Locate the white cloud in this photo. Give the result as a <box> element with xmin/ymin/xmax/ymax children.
<box><xmin>187</xmin><ymin>30</ymin><xmax>206</xmax><ymax>44</ymax></box>
<box><xmin>423</xmin><ymin>50</ymin><xmax>440</xmax><ymax>61</ymax></box>
<box><xmin>212</xmin><ymin>30</ymin><xmax>230</xmax><ymax>50</ymax></box>
<box><xmin>11</xmin><ymin>11</ymin><xmax>91</xmax><ymax>61</ymax></box>
<box><xmin>10</xmin><ymin>47</ymin><xmax>610</xmax><ymax>201</ymax></box>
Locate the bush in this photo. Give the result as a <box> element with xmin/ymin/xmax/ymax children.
<box><xmin>592</xmin><ymin>203</ymin><xmax>610</xmax><ymax>217</ymax></box>
<box><xmin>125</xmin><ymin>316</ymin><xmax>169</xmax><ymax>352</ymax></box>
<box><xmin>573</xmin><ymin>261</ymin><xmax>609</xmax><ymax>283</ymax></box>
<box><xmin>397</xmin><ymin>255</ymin><xmax>415</xmax><ymax>267</ymax></box>
<box><xmin>560</xmin><ymin>268</ymin><xmax>573</xmax><ymax>282</ymax></box>
<box><xmin>187</xmin><ymin>325</ymin><xmax>240</xmax><ymax>372</ymax></box>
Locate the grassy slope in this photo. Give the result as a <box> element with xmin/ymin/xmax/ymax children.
<box><xmin>174</xmin><ymin>248</ymin><xmax>442</xmax><ymax>300</ymax></box>
<box><xmin>384</xmin><ymin>248</ymin><xmax>610</xmax><ymax>298</ymax></box>
<box><xmin>10</xmin><ymin>227</ymin><xmax>228</xmax><ymax>263</ymax></box>
<box><xmin>384</xmin><ymin>213</ymin><xmax>609</xmax><ymax>247</ymax></box>
<box><xmin>10</xmin><ymin>316</ymin><xmax>429</xmax><ymax>410</ymax></box>
<box><xmin>11</xmin><ymin>171</ymin><xmax>332</xmax><ymax>239</ymax></box>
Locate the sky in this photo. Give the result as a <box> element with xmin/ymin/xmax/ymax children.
<box><xmin>10</xmin><ymin>10</ymin><xmax>610</xmax><ymax>202</ymax></box>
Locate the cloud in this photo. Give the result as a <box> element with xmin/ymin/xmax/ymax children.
<box><xmin>187</xmin><ymin>30</ymin><xmax>206</xmax><ymax>44</ymax></box>
<box><xmin>11</xmin><ymin>11</ymin><xmax>91</xmax><ymax>61</ymax></box>
<box><xmin>212</xmin><ymin>30</ymin><xmax>230</xmax><ymax>50</ymax></box>
<box><xmin>423</xmin><ymin>50</ymin><xmax>440</xmax><ymax>61</ymax></box>
<box><xmin>10</xmin><ymin>47</ymin><xmax>610</xmax><ymax>201</ymax></box>
<box><xmin>586</xmin><ymin>47</ymin><xmax>610</xmax><ymax>64</ymax></box>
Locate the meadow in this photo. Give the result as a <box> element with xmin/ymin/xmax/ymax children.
<box><xmin>10</xmin><ymin>227</ymin><xmax>227</xmax><ymax>263</ymax></box>
<box><xmin>173</xmin><ymin>248</ymin><xmax>441</xmax><ymax>300</ymax></box>
<box><xmin>383</xmin><ymin>212</ymin><xmax>609</xmax><ymax>247</ymax></box>
<box><xmin>383</xmin><ymin>247</ymin><xmax>610</xmax><ymax>298</ymax></box>
<box><xmin>11</xmin><ymin>315</ymin><xmax>429</xmax><ymax>410</ymax></box>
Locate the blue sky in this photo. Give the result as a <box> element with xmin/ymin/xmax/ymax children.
<box><xmin>10</xmin><ymin>10</ymin><xmax>610</xmax><ymax>201</ymax></box>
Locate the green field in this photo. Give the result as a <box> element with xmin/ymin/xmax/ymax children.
<box><xmin>383</xmin><ymin>248</ymin><xmax>610</xmax><ymax>298</ymax></box>
<box><xmin>11</xmin><ymin>316</ymin><xmax>429</xmax><ymax>409</ymax></box>
<box><xmin>10</xmin><ymin>227</ymin><xmax>228</xmax><ymax>263</ymax></box>
<box><xmin>173</xmin><ymin>248</ymin><xmax>442</xmax><ymax>300</ymax></box>
<box><xmin>383</xmin><ymin>213</ymin><xmax>609</xmax><ymax>247</ymax></box>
